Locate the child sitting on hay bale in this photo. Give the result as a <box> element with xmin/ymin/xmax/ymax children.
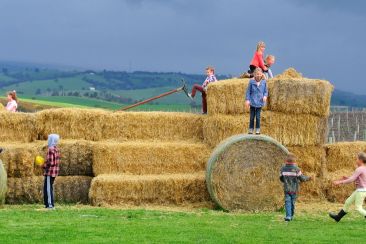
<box><xmin>264</xmin><ymin>55</ymin><xmax>275</xmax><ymax>79</ymax></box>
<box><xmin>188</xmin><ymin>66</ymin><xmax>217</xmax><ymax>114</ymax></box>
<box><xmin>245</xmin><ymin>68</ymin><xmax>268</xmax><ymax>134</ymax></box>
<box><xmin>241</xmin><ymin>41</ymin><xmax>268</xmax><ymax>78</ymax></box>
<box><xmin>280</xmin><ymin>153</ymin><xmax>310</xmax><ymax>222</ymax></box>
<box><xmin>329</xmin><ymin>152</ymin><xmax>366</xmax><ymax>222</ymax></box>
<box><xmin>42</xmin><ymin>134</ymin><xmax>61</xmax><ymax>210</ymax></box>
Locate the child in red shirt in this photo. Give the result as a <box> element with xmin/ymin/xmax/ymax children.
<box><xmin>241</xmin><ymin>41</ymin><xmax>268</xmax><ymax>78</ymax></box>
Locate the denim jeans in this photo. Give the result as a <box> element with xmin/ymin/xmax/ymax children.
<box><xmin>285</xmin><ymin>193</ymin><xmax>297</xmax><ymax>219</ymax></box>
<box><xmin>249</xmin><ymin>106</ymin><xmax>262</xmax><ymax>129</ymax></box>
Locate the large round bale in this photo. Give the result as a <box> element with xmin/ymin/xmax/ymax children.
<box><xmin>0</xmin><ymin>159</ymin><xmax>7</xmax><ymax>205</ymax></box>
<box><xmin>206</xmin><ymin>134</ymin><xmax>289</xmax><ymax>211</ymax></box>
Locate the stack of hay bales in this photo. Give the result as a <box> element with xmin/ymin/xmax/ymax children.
<box><xmin>205</xmin><ymin>68</ymin><xmax>333</xmax><ymax>201</ymax></box>
<box><xmin>0</xmin><ymin>140</ymin><xmax>93</xmax><ymax>204</ymax></box>
<box><xmin>323</xmin><ymin>142</ymin><xmax>366</xmax><ymax>202</ymax></box>
<box><xmin>89</xmin><ymin>140</ymin><xmax>212</xmax><ymax>206</ymax></box>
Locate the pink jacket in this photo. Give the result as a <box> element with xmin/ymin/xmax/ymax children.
<box><xmin>340</xmin><ymin>166</ymin><xmax>366</xmax><ymax>189</ymax></box>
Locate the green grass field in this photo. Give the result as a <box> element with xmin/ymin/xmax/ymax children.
<box><xmin>0</xmin><ymin>96</ymin><xmax>196</xmax><ymax>112</ymax></box>
<box><xmin>0</xmin><ymin>205</ymin><xmax>365</xmax><ymax>243</ymax></box>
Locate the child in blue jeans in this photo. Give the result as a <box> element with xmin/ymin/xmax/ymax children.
<box><xmin>280</xmin><ymin>153</ymin><xmax>311</xmax><ymax>221</ymax></box>
<box><xmin>245</xmin><ymin>68</ymin><xmax>268</xmax><ymax>134</ymax></box>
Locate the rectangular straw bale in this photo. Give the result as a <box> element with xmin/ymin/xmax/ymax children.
<box><xmin>0</xmin><ymin>140</ymin><xmax>94</xmax><ymax>177</ymax></box>
<box><xmin>102</xmin><ymin>112</ymin><xmax>204</xmax><ymax>142</ymax></box>
<box><xmin>36</xmin><ymin>108</ymin><xmax>109</xmax><ymax>141</ymax></box>
<box><xmin>324</xmin><ymin>142</ymin><xmax>366</xmax><ymax>172</ymax></box>
<box><xmin>0</xmin><ymin>111</ymin><xmax>37</xmax><ymax>142</ymax></box>
<box><xmin>287</xmin><ymin>146</ymin><xmax>326</xmax><ymax>174</ymax></box>
<box><xmin>93</xmin><ymin>141</ymin><xmax>210</xmax><ymax>175</ymax></box>
<box><xmin>267</xmin><ymin>78</ymin><xmax>333</xmax><ymax>117</ymax></box>
<box><xmin>203</xmin><ymin>112</ymin><xmax>327</xmax><ymax>147</ymax></box>
<box><xmin>89</xmin><ymin>173</ymin><xmax>210</xmax><ymax>206</ymax></box>
<box><xmin>206</xmin><ymin>78</ymin><xmax>333</xmax><ymax>117</ymax></box>
<box><xmin>207</xmin><ymin>78</ymin><xmax>250</xmax><ymax>115</ymax></box>
<box><xmin>297</xmin><ymin>173</ymin><xmax>325</xmax><ymax>202</ymax></box>
<box><xmin>6</xmin><ymin>176</ymin><xmax>92</xmax><ymax>204</ymax></box>
<box><xmin>323</xmin><ymin>169</ymin><xmax>355</xmax><ymax>203</ymax></box>
<box><xmin>0</xmin><ymin>142</ymin><xmax>44</xmax><ymax>177</ymax></box>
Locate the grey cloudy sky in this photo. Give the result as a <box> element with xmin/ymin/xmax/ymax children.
<box><xmin>0</xmin><ymin>0</ymin><xmax>365</xmax><ymax>93</ymax></box>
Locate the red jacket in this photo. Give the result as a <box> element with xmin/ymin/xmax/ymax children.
<box><xmin>250</xmin><ymin>51</ymin><xmax>267</xmax><ymax>71</ymax></box>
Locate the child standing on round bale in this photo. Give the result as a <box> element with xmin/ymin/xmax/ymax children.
<box><xmin>329</xmin><ymin>152</ymin><xmax>366</xmax><ymax>222</ymax></box>
<box><xmin>245</xmin><ymin>68</ymin><xmax>268</xmax><ymax>134</ymax></box>
<box><xmin>280</xmin><ymin>153</ymin><xmax>311</xmax><ymax>222</ymax></box>
<box><xmin>5</xmin><ymin>90</ymin><xmax>18</xmax><ymax>112</ymax></box>
<box><xmin>242</xmin><ymin>41</ymin><xmax>268</xmax><ymax>78</ymax></box>
<box><xmin>43</xmin><ymin>134</ymin><xmax>61</xmax><ymax>210</ymax></box>
<box><xmin>188</xmin><ymin>66</ymin><xmax>217</xmax><ymax>114</ymax></box>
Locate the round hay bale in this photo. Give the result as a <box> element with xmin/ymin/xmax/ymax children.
<box><xmin>0</xmin><ymin>159</ymin><xmax>7</xmax><ymax>206</ymax></box>
<box><xmin>206</xmin><ymin>134</ymin><xmax>289</xmax><ymax>211</ymax></box>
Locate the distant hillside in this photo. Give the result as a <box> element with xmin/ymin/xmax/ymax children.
<box><xmin>0</xmin><ymin>62</ymin><xmax>365</xmax><ymax>109</ymax></box>
<box><xmin>331</xmin><ymin>89</ymin><xmax>366</xmax><ymax>108</ymax></box>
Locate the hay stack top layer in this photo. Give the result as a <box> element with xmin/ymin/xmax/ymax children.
<box><xmin>206</xmin><ymin>134</ymin><xmax>289</xmax><ymax>211</ymax></box>
<box><xmin>207</xmin><ymin>68</ymin><xmax>333</xmax><ymax>117</ymax></box>
<box><xmin>36</xmin><ymin>108</ymin><xmax>204</xmax><ymax>142</ymax></box>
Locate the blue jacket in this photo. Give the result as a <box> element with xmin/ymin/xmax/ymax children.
<box><xmin>245</xmin><ymin>79</ymin><xmax>268</xmax><ymax>108</ymax></box>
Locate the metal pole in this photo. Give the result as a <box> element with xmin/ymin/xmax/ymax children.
<box><xmin>118</xmin><ymin>87</ymin><xmax>183</xmax><ymax>111</ymax></box>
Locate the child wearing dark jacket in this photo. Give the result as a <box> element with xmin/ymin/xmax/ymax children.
<box><xmin>280</xmin><ymin>153</ymin><xmax>311</xmax><ymax>221</ymax></box>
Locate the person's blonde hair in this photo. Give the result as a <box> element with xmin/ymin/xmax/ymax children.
<box><xmin>265</xmin><ymin>55</ymin><xmax>275</xmax><ymax>61</ymax></box>
<box><xmin>7</xmin><ymin>90</ymin><xmax>17</xmax><ymax>102</ymax></box>
<box><xmin>253</xmin><ymin>67</ymin><xmax>263</xmax><ymax>75</ymax></box>
<box><xmin>256</xmin><ymin>41</ymin><xmax>266</xmax><ymax>51</ymax></box>
<box><xmin>206</xmin><ymin>66</ymin><xmax>215</xmax><ymax>74</ymax></box>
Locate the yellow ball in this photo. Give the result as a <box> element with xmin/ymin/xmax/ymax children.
<box><xmin>35</xmin><ymin>156</ymin><xmax>45</xmax><ymax>166</ymax></box>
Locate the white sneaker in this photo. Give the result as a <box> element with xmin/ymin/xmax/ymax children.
<box><xmin>248</xmin><ymin>129</ymin><xmax>254</xmax><ymax>134</ymax></box>
<box><xmin>255</xmin><ymin>129</ymin><xmax>261</xmax><ymax>135</ymax></box>
<box><xmin>188</xmin><ymin>93</ymin><xmax>194</xmax><ymax>100</ymax></box>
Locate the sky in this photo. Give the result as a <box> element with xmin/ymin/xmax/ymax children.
<box><xmin>0</xmin><ymin>0</ymin><xmax>365</xmax><ymax>93</ymax></box>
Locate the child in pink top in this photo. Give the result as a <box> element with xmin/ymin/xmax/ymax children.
<box><xmin>5</xmin><ymin>91</ymin><xmax>18</xmax><ymax>112</ymax></box>
<box><xmin>329</xmin><ymin>152</ymin><xmax>366</xmax><ymax>222</ymax></box>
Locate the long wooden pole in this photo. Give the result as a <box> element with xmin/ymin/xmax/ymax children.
<box><xmin>118</xmin><ymin>87</ymin><xmax>183</xmax><ymax>111</ymax></box>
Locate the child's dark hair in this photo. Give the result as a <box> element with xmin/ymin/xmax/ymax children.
<box><xmin>358</xmin><ymin>152</ymin><xmax>366</xmax><ymax>164</ymax></box>
<box><xmin>286</xmin><ymin>153</ymin><xmax>296</xmax><ymax>163</ymax></box>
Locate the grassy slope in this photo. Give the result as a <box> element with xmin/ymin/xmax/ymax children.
<box><xmin>0</xmin><ymin>96</ymin><xmax>194</xmax><ymax>112</ymax></box>
<box><xmin>0</xmin><ymin>205</ymin><xmax>365</xmax><ymax>243</ymax></box>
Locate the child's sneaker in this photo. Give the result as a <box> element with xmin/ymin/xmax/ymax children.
<box><xmin>248</xmin><ymin>129</ymin><xmax>253</xmax><ymax>134</ymax></box>
<box><xmin>284</xmin><ymin>217</ymin><xmax>291</xmax><ymax>222</ymax></box>
<box><xmin>255</xmin><ymin>129</ymin><xmax>261</xmax><ymax>135</ymax></box>
<box><xmin>187</xmin><ymin>93</ymin><xmax>194</xmax><ymax>100</ymax></box>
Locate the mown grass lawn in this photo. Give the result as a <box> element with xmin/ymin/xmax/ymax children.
<box><xmin>0</xmin><ymin>205</ymin><xmax>365</xmax><ymax>243</ymax></box>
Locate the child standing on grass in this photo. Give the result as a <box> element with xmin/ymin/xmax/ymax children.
<box><xmin>280</xmin><ymin>153</ymin><xmax>310</xmax><ymax>222</ymax></box>
<box><xmin>5</xmin><ymin>90</ymin><xmax>18</xmax><ymax>112</ymax></box>
<box><xmin>245</xmin><ymin>68</ymin><xmax>268</xmax><ymax>134</ymax></box>
<box><xmin>280</xmin><ymin>153</ymin><xmax>311</xmax><ymax>221</ymax></box>
<box><xmin>43</xmin><ymin>134</ymin><xmax>61</xmax><ymax>210</ymax></box>
<box><xmin>329</xmin><ymin>152</ymin><xmax>366</xmax><ymax>222</ymax></box>
<box><xmin>188</xmin><ymin>66</ymin><xmax>217</xmax><ymax>114</ymax></box>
